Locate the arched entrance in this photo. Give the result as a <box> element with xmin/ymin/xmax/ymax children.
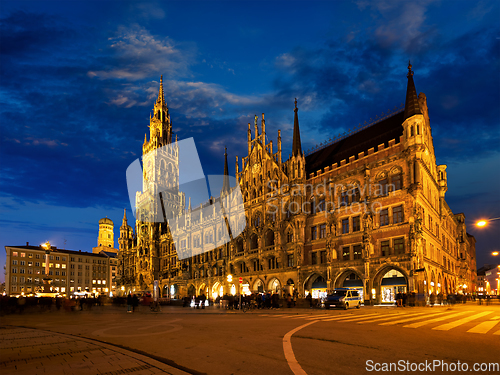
<box><xmin>187</xmin><ymin>284</ymin><xmax>196</xmax><ymax>297</ymax></box>
<box><xmin>335</xmin><ymin>270</ymin><xmax>364</xmax><ymax>301</ymax></box>
<box><xmin>311</xmin><ymin>276</ymin><xmax>327</xmax><ymax>299</ymax></box>
<box><xmin>198</xmin><ymin>283</ymin><xmax>207</xmax><ymax>296</ymax></box>
<box><xmin>253</xmin><ymin>278</ymin><xmax>265</xmax><ymax>293</ymax></box>
<box><xmin>162</xmin><ymin>285</ymin><xmax>169</xmax><ymax>298</ymax></box>
<box><xmin>268</xmin><ymin>278</ymin><xmax>281</xmax><ymax>294</ymax></box>
<box><xmin>374</xmin><ymin>267</ymin><xmax>408</xmax><ymax>304</ymax></box>
<box><xmin>212</xmin><ymin>282</ymin><xmax>223</xmax><ymax>299</ymax></box>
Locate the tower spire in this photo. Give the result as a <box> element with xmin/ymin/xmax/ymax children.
<box><xmin>157</xmin><ymin>75</ymin><xmax>165</xmax><ymax>105</ymax></box>
<box><xmin>292</xmin><ymin>98</ymin><xmax>302</xmax><ymax>157</ymax></box>
<box><xmin>221</xmin><ymin>147</ymin><xmax>230</xmax><ymax>195</ymax></box>
<box><xmin>122</xmin><ymin>209</ymin><xmax>127</xmax><ymax>226</ymax></box>
<box><xmin>404</xmin><ymin>61</ymin><xmax>422</xmax><ymax>120</ymax></box>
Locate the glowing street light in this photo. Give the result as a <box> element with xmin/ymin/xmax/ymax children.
<box><xmin>492</xmin><ymin>251</ymin><xmax>499</xmax><ymax>256</ymax></box>
<box><xmin>227</xmin><ymin>274</ymin><xmax>233</xmax><ymax>283</ymax></box>
<box><xmin>475</xmin><ymin>217</ymin><xmax>500</xmax><ymax>227</ymax></box>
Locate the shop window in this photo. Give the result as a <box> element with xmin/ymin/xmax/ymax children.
<box><xmin>394</xmin><ymin>238</ymin><xmax>405</xmax><ymax>255</ymax></box>
<box><xmin>393</xmin><ymin>205</ymin><xmax>403</xmax><ymax>224</ymax></box>
<box><xmin>342</xmin><ymin>247</ymin><xmax>350</xmax><ymax>261</ymax></box>
<box><xmin>380</xmin><ymin>209</ymin><xmax>389</xmax><ymax>226</ymax></box>
<box><xmin>353</xmin><ymin>216</ymin><xmax>360</xmax><ymax>232</ymax></box>
<box><xmin>381</xmin><ymin>240</ymin><xmax>390</xmax><ymax>256</ymax></box>
<box><xmin>342</xmin><ymin>218</ymin><xmax>349</xmax><ymax>234</ymax></box>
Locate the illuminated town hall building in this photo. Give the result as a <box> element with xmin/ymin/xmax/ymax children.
<box><xmin>117</xmin><ymin>66</ymin><xmax>476</xmax><ymax>304</ymax></box>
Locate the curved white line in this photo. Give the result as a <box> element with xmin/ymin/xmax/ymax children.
<box><xmin>283</xmin><ymin>321</ymin><xmax>318</xmax><ymax>375</ymax></box>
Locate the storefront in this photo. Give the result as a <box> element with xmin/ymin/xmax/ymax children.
<box><xmin>311</xmin><ymin>277</ymin><xmax>327</xmax><ymax>300</ymax></box>
<box><xmin>380</xmin><ymin>270</ymin><xmax>407</xmax><ymax>303</ymax></box>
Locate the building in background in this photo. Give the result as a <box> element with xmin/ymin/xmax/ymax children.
<box><xmin>477</xmin><ymin>264</ymin><xmax>500</xmax><ymax>295</ymax></box>
<box><xmin>115</xmin><ymin>65</ymin><xmax>477</xmax><ymax>303</ymax></box>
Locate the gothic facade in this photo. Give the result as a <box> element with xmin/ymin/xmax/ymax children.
<box><xmin>116</xmin><ymin>66</ymin><xmax>476</xmax><ymax>304</ymax></box>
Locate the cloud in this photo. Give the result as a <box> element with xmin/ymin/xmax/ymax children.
<box><xmin>88</xmin><ymin>24</ymin><xmax>197</xmax><ymax>81</ymax></box>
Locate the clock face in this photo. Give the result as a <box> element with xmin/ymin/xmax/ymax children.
<box><xmin>252</xmin><ymin>164</ymin><xmax>261</xmax><ymax>173</ymax></box>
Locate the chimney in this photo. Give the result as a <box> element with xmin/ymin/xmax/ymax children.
<box><xmin>26</xmin><ymin>242</ymin><xmax>29</xmax><ymax>246</ymax></box>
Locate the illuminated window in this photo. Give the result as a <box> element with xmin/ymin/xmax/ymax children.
<box><xmin>381</xmin><ymin>240</ymin><xmax>390</xmax><ymax>256</ymax></box>
<box><xmin>13</xmin><ymin>252</ymin><xmax>18</xmax><ymax>257</ymax></box>
<box><xmin>20</xmin><ymin>253</ymin><xmax>25</xmax><ymax>257</ymax></box>
<box><xmin>342</xmin><ymin>247</ymin><xmax>350</xmax><ymax>261</ymax></box>
<box><xmin>353</xmin><ymin>245</ymin><xmax>362</xmax><ymax>260</ymax></box>
<box><xmin>49</xmin><ymin>263</ymin><xmax>54</xmax><ymax>268</ymax></box>
<box><xmin>62</xmin><ymin>264</ymin><xmax>66</xmax><ymax>269</ymax></box>
<box><xmin>394</xmin><ymin>238</ymin><xmax>405</xmax><ymax>255</ymax></box>
<box><xmin>55</xmin><ymin>264</ymin><xmax>60</xmax><ymax>268</ymax></box>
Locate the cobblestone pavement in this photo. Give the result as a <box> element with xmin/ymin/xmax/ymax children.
<box><xmin>0</xmin><ymin>326</ymin><xmax>193</xmax><ymax>375</ymax></box>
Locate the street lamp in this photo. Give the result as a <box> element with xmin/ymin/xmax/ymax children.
<box><xmin>492</xmin><ymin>251</ymin><xmax>499</xmax><ymax>256</ymax></box>
<box><xmin>475</xmin><ymin>217</ymin><xmax>500</xmax><ymax>227</ymax></box>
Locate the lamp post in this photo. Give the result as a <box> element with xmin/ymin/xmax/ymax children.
<box><xmin>41</xmin><ymin>241</ymin><xmax>53</xmax><ymax>295</ymax></box>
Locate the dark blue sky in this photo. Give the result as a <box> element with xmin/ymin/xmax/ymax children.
<box><xmin>1</xmin><ymin>1</ymin><xmax>499</xmax><ymax>282</ymax></box>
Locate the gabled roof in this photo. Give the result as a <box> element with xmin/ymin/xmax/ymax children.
<box><xmin>305</xmin><ymin>110</ymin><xmax>404</xmax><ymax>176</ymax></box>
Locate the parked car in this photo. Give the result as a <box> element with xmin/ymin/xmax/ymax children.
<box><xmin>324</xmin><ymin>288</ymin><xmax>362</xmax><ymax>310</ymax></box>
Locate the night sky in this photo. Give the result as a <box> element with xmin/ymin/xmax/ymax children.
<box><xmin>1</xmin><ymin>1</ymin><xmax>499</xmax><ymax>283</ymax></box>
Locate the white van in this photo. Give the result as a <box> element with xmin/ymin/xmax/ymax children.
<box><xmin>324</xmin><ymin>288</ymin><xmax>362</xmax><ymax>309</ymax></box>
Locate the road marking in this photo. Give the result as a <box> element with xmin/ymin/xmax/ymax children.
<box><xmin>491</xmin><ymin>316</ymin><xmax>500</xmax><ymax>320</ymax></box>
<box><xmin>283</xmin><ymin>321</ymin><xmax>318</xmax><ymax>375</ymax></box>
<box><xmin>321</xmin><ymin>313</ymin><xmax>382</xmax><ymax>322</ymax></box>
<box><xmin>404</xmin><ymin>311</ymin><xmax>470</xmax><ymax>328</ymax></box>
<box><xmin>494</xmin><ymin>329</ymin><xmax>500</xmax><ymax>335</ymax></box>
<box><xmin>355</xmin><ymin>313</ymin><xmax>422</xmax><ymax>324</ymax></box>
<box><xmin>379</xmin><ymin>312</ymin><xmax>449</xmax><ymax>325</ymax></box>
<box><xmin>433</xmin><ymin>311</ymin><xmax>493</xmax><ymax>331</ymax></box>
<box><xmin>467</xmin><ymin>320</ymin><xmax>500</xmax><ymax>334</ymax></box>
<box><xmin>282</xmin><ymin>314</ymin><xmax>315</xmax><ymax>319</ymax></box>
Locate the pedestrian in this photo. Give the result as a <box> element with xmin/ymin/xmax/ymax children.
<box><xmin>286</xmin><ymin>293</ymin><xmax>292</xmax><ymax>308</ymax></box>
<box><xmin>306</xmin><ymin>293</ymin><xmax>313</xmax><ymax>308</ymax></box>
<box><xmin>293</xmin><ymin>290</ymin><xmax>298</xmax><ymax>307</ymax></box>
<box><xmin>429</xmin><ymin>293</ymin><xmax>436</xmax><ymax>307</ymax></box>
<box><xmin>402</xmin><ymin>292</ymin><xmax>407</xmax><ymax>307</ymax></box>
<box><xmin>127</xmin><ymin>293</ymin><xmax>133</xmax><ymax>313</ymax></box>
<box><xmin>200</xmin><ymin>293</ymin><xmax>206</xmax><ymax>309</ymax></box>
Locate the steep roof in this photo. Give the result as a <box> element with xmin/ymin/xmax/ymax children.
<box><xmin>305</xmin><ymin>110</ymin><xmax>404</xmax><ymax>176</ymax></box>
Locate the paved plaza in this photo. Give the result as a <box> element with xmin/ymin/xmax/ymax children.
<box><xmin>1</xmin><ymin>302</ymin><xmax>500</xmax><ymax>375</ymax></box>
